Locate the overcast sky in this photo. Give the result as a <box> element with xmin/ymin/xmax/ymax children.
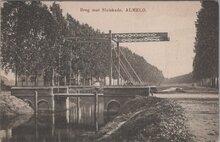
<box><xmin>3</xmin><ymin>1</ymin><xmax>202</xmax><ymax>80</ymax></box>
<box><xmin>52</xmin><ymin>1</ymin><xmax>201</xmax><ymax>78</ymax></box>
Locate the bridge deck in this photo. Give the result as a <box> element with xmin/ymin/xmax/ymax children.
<box><xmin>11</xmin><ymin>85</ymin><xmax>155</xmax><ymax>97</ymax></box>
<box><xmin>53</xmin><ymin>93</ymin><xmax>139</xmax><ymax>97</ymax></box>
<box><xmin>103</xmin><ymin>85</ymin><xmax>156</xmax><ymax>88</ymax></box>
<box><xmin>54</xmin><ymin>93</ymin><xmax>103</xmax><ymax>97</ymax></box>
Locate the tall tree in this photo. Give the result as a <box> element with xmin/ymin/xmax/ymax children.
<box><xmin>1</xmin><ymin>1</ymin><xmax>55</xmax><ymax>77</ymax></box>
<box><xmin>1</xmin><ymin>2</ymin><xmax>164</xmax><ymax>86</ymax></box>
<box><xmin>193</xmin><ymin>1</ymin><xmax>218</xmax><ymax>80</ymax></box>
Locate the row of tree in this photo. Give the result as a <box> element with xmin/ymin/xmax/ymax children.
<box><xmin>1</xmin><ymin>1</ymin><xmax>164</xmax><ymax>85</ymax></box>
<box><xmin>193</xmin><ymin>1</ymin><xmax>218</xmax><ymax>83</ymax></box>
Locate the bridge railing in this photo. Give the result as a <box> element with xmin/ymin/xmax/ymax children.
<box><xmin>52</xmin><ymin>87</ymin><xmax>68</xmax><ymax>94</ymax></box>
<box><xmin>52</xmin><ymin>85</ymin><xmax>103</xmax><ymax>95</ymax></box>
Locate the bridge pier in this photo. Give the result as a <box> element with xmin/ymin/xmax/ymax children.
<box><xmin>54</xmin><ymin>96</ymin><xmax>70</xmax><ymax>112</ymax></box>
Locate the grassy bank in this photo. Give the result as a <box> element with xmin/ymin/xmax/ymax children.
<box><xmin>0</xmin><ymin>94</ymin><xmax>33</xmax><ymax>116</ymax></box>
<box><xmin>95</xmin><ymin>96</ymin><xmax>193</xmax><ymax>142</ymax></box>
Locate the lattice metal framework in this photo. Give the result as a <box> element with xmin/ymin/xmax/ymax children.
<box><xmin>112</xmin><ymin>32</ymin><xmax>169</xmax><ymax>43</ymax></box>
<box><xmin>65</xmin><ymin>32</ymin><xmax>169</xmax><ymax>43</ymax></box>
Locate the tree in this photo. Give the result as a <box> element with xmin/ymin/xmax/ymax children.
<box><xmin>1</xmin><ymin>1</ymin><xmax>56</xmax><ymax>84</ymax></box>
<box><xmin>116</xmin><ymin>47</ymin><xmax>164</xmax><ymax>84</ymax></box>
<box><xmin>1</xmin><ymin>2</ymin><xmax>164</xmax><ymax>86</ymax></box>
<box><xmin>193</xmin><ymin>1</ymin><xmax>218</xmax><ymax>81</ymax></box>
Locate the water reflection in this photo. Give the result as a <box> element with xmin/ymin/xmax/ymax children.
<box><xmin>0</xmin><ymin>97</ymin><xmax>115</xmax><ymax>142</ymax></box>
<box><xmin>0</xmin><ymin>114</ymin><xmax>32</xmax><ymax>142</ymax></box>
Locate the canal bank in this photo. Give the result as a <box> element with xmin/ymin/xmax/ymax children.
<box><xmin>0</xmin><ymin>94</ymin><xmax>33</xmax><ymax>116</ymax></box>
<box><xmin>0</xmin><ymin>91</ymin><xmax>218</xmax><ymax>142</ymax></box>
<box><xmin>93</xmin><ymin>96</ymin><xmax>193</xmax><ymax>142</ymax></box>
<box><xmin>0</xmin><ymin>94</ymin><xmax>193</xmax><ymax>142</ymax></box>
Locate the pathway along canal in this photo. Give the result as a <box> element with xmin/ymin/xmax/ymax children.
<box><xmin>0</xmin><ymin>96</ymin><xmax>117</xmax><ymax>142</ymax></box>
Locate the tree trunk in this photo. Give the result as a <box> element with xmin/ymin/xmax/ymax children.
<box><xmin>15</xmin><ymin>68</ymin><xmax>18</xmax><ymax>86</ymax></box>
<box><xmin>104</xmin><ymin>76</ymin><xmax>106</xmax><ymax>86</ymax></box>
<box><xmin>76</xmin><ymin>71</ymin><xmax>78</xmax><ymax>85</ymax></box>
<box><xmin>35</xmin><ymin>73</ymin><xmax>37</xmax><ymax>87</ymax></box>
<box><xmin>90</xmin><ymin>74</ymin><xmax>93</xmax><ymax>85</ymax></box>
<box><xmin>83</xmin><ymin>77</ymin><xmax>85</xmax><ymax>86</ymax></box>
<box><xmin>52</xmin><ymin>68</ymin><xmax>54</xmax><ymax>86</ymax></box>
<box><xmin>26</xmin><ymin>75</ymin><xmax>28</xmax><ymax>86</ymax></box>
<box><xmin>64</xmin><ymin>75</ymin><xmax>67</xmax><ymax>86</ymax></box>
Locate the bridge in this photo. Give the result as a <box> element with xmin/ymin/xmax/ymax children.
<box><xmin>11</xmin><ymin>30</ymin><xmax>169</xmax><ymax>114</ymax></box>
<box><xmin>11</xmin><ymin>85</ymin><xmax>155</xmax><ymax>113</ymax></box>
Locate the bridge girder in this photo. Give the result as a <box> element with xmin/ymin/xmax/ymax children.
<box><xmin>65</xmin><ymin>32</ymin><xmax>169</xmax><ymax>43</ymax></box>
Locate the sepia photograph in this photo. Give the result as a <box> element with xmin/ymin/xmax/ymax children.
<box><xmin>0</xmin><ymin>0</ymin><xmax>219</xmax><ymax>142</ymax></box>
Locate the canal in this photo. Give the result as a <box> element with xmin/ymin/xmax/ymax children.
<box><xmin>0</xmin><ymin>96</ymin><xmax>116</xmax><ymax>142</ymax></box>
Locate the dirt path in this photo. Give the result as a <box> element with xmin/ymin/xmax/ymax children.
<box><xmin>155</xmin><ymin>93</ymin><xmax>219</xmax><ymax>142</ymax></box>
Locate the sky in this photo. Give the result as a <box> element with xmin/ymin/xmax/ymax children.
<box><xmin>52</xmin><ymin>1</ymin><xmax>201</xmax><ymax>78</ymax></box>
<box><xmin>2</xmin><ymin>1</ymin><xmax>202</xmax><ymax>80</ymax></box>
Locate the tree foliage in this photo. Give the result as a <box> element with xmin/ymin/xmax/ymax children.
<box><xmin>118</xmin><ymin>47</ymin><xmax>164</xmax><ymax>84</ymax></box>
<box><xmin>1</xmin><ymin>1</ymin><xmax>55</xmax><ymax>76</ymax></box>
<box><xmin>1</xmin><ymin>1</ymin><xmax>164</xmax><ymax>85</ymax></box>
<box><xmin>193</xmin><ymin>1</ymin><xmax>218</xmax><ymax>80</ymax></box>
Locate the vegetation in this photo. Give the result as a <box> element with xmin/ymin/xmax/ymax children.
<box><xmin>0</xmin><ymin>95</ymin><xmax>33</xmax><ymax>115</ymax></box>
<box><xmin>119</xmin><ymin>47</ymin><xmax>164</xmax><ymax>84</ymax></box>
<box><xmin>193</xmin><ymin>1</ymin><xmax>218</xmax><ymax>81</ymax></box>
<box><xmin>1</xmin><ymin>1</ymin><xmax>164</xmax><ymax>85</ymax></box>
<box><xmin>163</xmin><ymin>73</ymin><xmax>194</xmax><ymax>84</ymax></box>
<box><xmin>95</xmin><ymin>96</ymin><xmax>193</xmax><ymax>142</ymax></box>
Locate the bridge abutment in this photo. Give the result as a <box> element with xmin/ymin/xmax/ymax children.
<box><xmin>11</xmin><ymin>87</ymin><xmax>54</xmax><ymax>112</ymax></box>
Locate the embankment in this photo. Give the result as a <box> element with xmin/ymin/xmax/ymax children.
<box><xmin>95</xmin><ymin>96</ymin><xmax>193</xmax><ymax>142</ymax></box>
<box><xmin>0</xmin><ymin>95</ymin><xmax>33</xmax><ymax>116</ymax></box>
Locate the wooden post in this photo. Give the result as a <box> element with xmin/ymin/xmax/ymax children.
<box><xmin>109</xmin><ymin>30</ymin><xmax>112</xmax><ymax>86</ymax></box>
<box><xmin>117</xmin><ymin>42</ymin><xmax>120</xmax><ymax>85</ymax></box>
<box><xmin>35</xmin><ymin>91</ymin><xmax>38</xmax><ymax>115</ymax></box>
<box><xmin>94</xmin><ymin>89</ymin><xmax>99</xmax><ymax>132</ymax></box>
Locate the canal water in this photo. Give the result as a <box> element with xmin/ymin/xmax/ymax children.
<box><xmin>0</xmin><ymin>97</ymin><xmax>115</xmax><ymax>142</ymax></box>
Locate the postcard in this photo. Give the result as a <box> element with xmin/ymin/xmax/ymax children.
<box><xmin>0</xmin><ymin>0</ymin><xmax>218</xmax><ymax>142</ymax></box>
